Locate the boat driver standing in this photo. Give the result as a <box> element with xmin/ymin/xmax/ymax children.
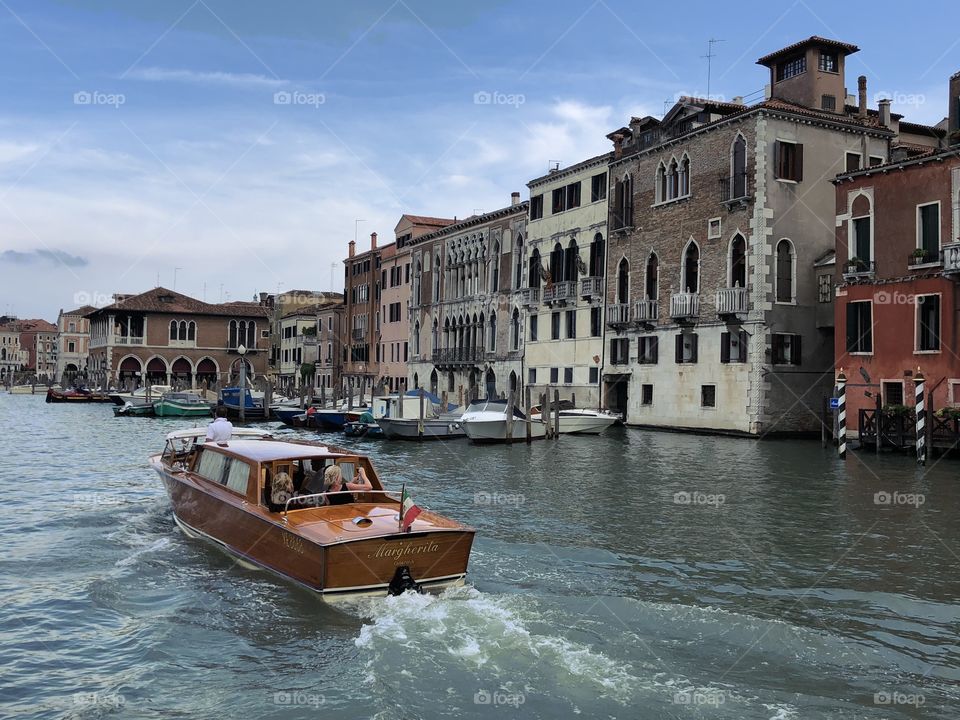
<box><xmin>205</xmin><ymin>406</ymin><xmax>234</xmax><ymax>443</ymax></box>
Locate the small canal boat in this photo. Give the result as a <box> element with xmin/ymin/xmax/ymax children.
<box><xmin>153</xmin><ymin>392</ymin><xmax>213</xmax><ymax>418</ymax></box>
<box><xmin>377</xmin><ymin>416</ymin><xmax>465</xmax><ymax>441</ymax></box>
<box><xmin>460</xmin><ymin>398</ymin><xmax>547</xmax><ymax>443</ymax></box>
<box><xmin>114</xmin><ymin>401</ymin><xmax>155</xmax><ymax>417</ymax></box>
<box><xmin>218</xmin><ymin>386</ymin><xmax>266</xmax><ymax>419</ymax></box>
<box><xmin>343</xmin><ymin>411</ymin><xmax>384</xmax><ymax>439</ymax></box>
<box><xmin>149</xmin><ymin>428</ymin><xmax>475</xmax><ymax>596</ymax></box>
<box><xmin>529</xmin><ymin>401</ymin><xmax>620</xmax><ymax>435</ymax></box>
<box><xmin>109</xmin><ymin>385</ymin><xmax>174</xmax><ymax>407</ymax></box>
<box><xmin>46</xmin><ymin>387</ymin><xmax>113</xmax><ymax>403</ymax></box>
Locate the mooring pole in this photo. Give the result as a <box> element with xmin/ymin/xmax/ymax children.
<box><xmin>525</xmin><ymin>386</ymin><xmax>532</xmax><ymax>443</ymax></box>
<box><xmin>836</xmin><ymin>368</ymin><xmax>846</xmax><ymax>459</ymax></box>
<box><xmin>914</xmin><ymin>367</ymin><xmax>926</xmax><ymax>466</ymax></box>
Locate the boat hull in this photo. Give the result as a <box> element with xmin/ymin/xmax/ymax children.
<box><xmin>531</xmin><ymin>412</ymin><xmax>618</xmax><ymax>435</ymax></box>
<box><xmin>153</xmin><ymin>400</ymin><xmax>212</xmax><ymax>417</ymax></box>
<box><xmin>46</xmin><ymin>389</ymin><xmax>113</xmax><ymax>403</ymax></box>
<box><xmin>377</xmin><ymin>417</ymin><xmax>466</xmax><ymax>440</ymax></box>
<box><xmin>462</xmin><ymin>417</ymin><xmax>547</xmax><ymax>443</ymax></box>
<box><xmin>153</xmin><ymin>463</ymin><xmax>472</xmax><ymax>595</ymax></box>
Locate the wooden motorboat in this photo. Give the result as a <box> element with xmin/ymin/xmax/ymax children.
<box><xmin>460</xmin><ymin>399</ymin><xmax>547</xmax><ymax>443</ymax></box>
<box><xmin>46</xmin><ymin>387</ymin><xmax>113</xmax><ymax>403</ymax></box>
<box><xmin>114</xmin><ymin>401</ymin><xmax>155</xmax><ymax>417</ymax></box>
<box><xmin>149</xmin><ymin>428</ymin><xmax>475</xmax><ymax>596</ymax></box>
<box><xmin>529</xmin><ymin>401</ymin><xmax>619</xmax><ymax>435</ymax></box>
<box><xmin>377</xmin><ymin>416</ymin><xmax>465</xmax><ymax>441</ymax></box>
<box><xmin>109</xmin><ymin>385</ymin><xmax>173</xmax><ymax>406</ymax></box>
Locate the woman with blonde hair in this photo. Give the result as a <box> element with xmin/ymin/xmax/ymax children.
<box><xmin>322</xmin><ymin>464</ymin><xmax>372</xmax><ymax>506</ymax></box>
<box><xmin>271</xmin><ymin>471</ymin><xmax>295</xmax><ymax>508</ymax></box>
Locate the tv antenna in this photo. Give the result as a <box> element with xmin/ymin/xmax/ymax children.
<box><xmin>702</xmin><ymin>38</ymin><xmax>725</xmax><ymax>100</ymax></box>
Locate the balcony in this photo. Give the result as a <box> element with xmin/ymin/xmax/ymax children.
<box><xmin>580</xmin><ymin>276</ymin><xmax>603</xmax><ymax>299</ymax></box>
<box><xmin>716</xmin><ymin>286</ymin><xmax>749</xmax><ymax>317</ymax></box>
<box><xmin>719</xmin><ymin>173</ymin><xmax>752</xmax><ymax>207</ymax></box>
<box><xmin>114</xmin><ymin>335</ymin><xmax>144</xmax><ymax>345</ymax></box>
<box><xmin>518</xmin><ymin>287</ymin><xmax>541</xmax><ymax>307</ymax></box>
<box><xmin>943</xmin><ymin>242</ymin><xmax>960</xmax><ymax>275</ymax></box>
<box><xmin>605</xmin><ymin>303</ymin><xmax>631</xmax><ymax>327</ymax></box>
<box><xmin>351</xmin><ymin>328</ymin><xmax>366</xmax><ymax>341</ymax></box>
<box><xmin>543</xmin><ymin>281</ymin><xmax>576</xmax><ymax>305</ymax></box>
<box><xmin>842</xmin><ymin>259</ymin><xmax>876</xmax><ymax>281</ymax></box>
<box><xmin>633</xmin><ymin>299</ymin><xmax>658</xmax><ymax>325</ymax></box>
<box><xmin>670</xmin><ymin>292</ymin><xmax>700</xmax><ymax>321</ymax></box>
<box><xmin>431</xmin><ymin>347</ymin><xmax>483</xmax><ymax>366</ymax></box>
<box><xmin>907</xmin><ymin>248</ymin><xmax>941</xmax><ymax>268</ymax></box>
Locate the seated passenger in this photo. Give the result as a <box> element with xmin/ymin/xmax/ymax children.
<box><xmin>322</xmin><ymin>464</ymin><xmax>372</xmax><ymax>506</ymax></box>
<box><xmin>271</xmin><ymin>471</ymin><xmax>294</xmax><ymax>509</ymax></box>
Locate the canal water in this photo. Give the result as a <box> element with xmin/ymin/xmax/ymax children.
<box><xmin>1</xmin><ymin>395</ymin><xmax>958</xmax><ymax>719</ymax></box>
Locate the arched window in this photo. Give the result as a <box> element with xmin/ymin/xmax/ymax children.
<box><xmin>732</xmin><ymin>135</ymin><xmax>747</xmax><ymax>198</ymax></box>
<box><xmin>730</xmin><ymin>234</ymin><xmax>747</xmax><ymax>288</ymax></box>
<box><xmin>488</xmin><ymin>312</ymin><xmax>497</xmax><ymax>353</ymax></box>
<box><xmin>414</xmin><ymin>260</ymin><xmax>423</xmax><ymax>305</ymax></box>
<box><xmin>668</xmin><ymin>158</ymin><xmax>679</xmax><ymax>200</ymax></box>
<box><xmin>683</xmin><ymin>242</ymin><xmax>700</xmax><ymax>293</ymax></box>
<box><xmin>228</xmin><ymin>320</ymin><xmax>238</xmax><ymax>349</ymax></box>
<box><xmin>432</xmin><ymin>319</ymin><xmax>439</xmax><ymax>352</ymax></box>
<box><xmin>679</xmin><ymin>154</ymin><xmax>690</xmax><ymax>197</ymax></box>
<box><xmin>645</xmin><ymin>253</ymin><xmax>659</xmax><ymax>300</ymax></box>
<box><xmin>514</xmin><ymin>235</ymin><xmax>524</xmax><ymax>289</ymax></box>
<box><xmin>656</xmin><ymin>162</ymin><xmax>667</xmax><ymax>203</ymax></box>
<box><xmin>529</xmin><ymin>249</ymin><xmax>541</xmax><ymax>288</ymax></box>
<box><xmin>476</xmin><ymin>313</ymin><xmax>483</xmax><ymax>352</ymax></box>
<box><xmin>485</xmin><ymin>368</ymin><xmax>496</xmax><ymax>399</ymax></box>
<box><xmin>413</xmin><ymin>321</ymin><xmax>420</xmax><ymax>355</ymax></box>
<box><xmin>511</xmin><ymin>308</ymin><xmax>520</xmax><ymax>351</ymax></box>
<box><xmin>169</xmin><ymin>321</ymin><xmax>177</xmax><ymax>341</ymax></box>
<box><xmin>490</xmin><ymin>242</ymin><xmax>500</xmax><ymax>292</ymax></box>
<box><xmin>550</xmin><ymin>242</ymin><xmax>564</xmax><ymax>283</ymax></box>
<box><xmin>589</xmin><ymin>233</ymin><xmax>605</xmax><ymax>277</ymax></box>
<box><xmin>187</xmin><ymin>321</ymin><xmax>196</xmax><ymax>341</ymax></box>
<box><xmin>433</xmin><ymin>253</ymin><xmax>442</xmax><ymax>301</ymax></box>
<box><xmin>617</xmin><ymin>258</ymin><xmax>629</xmax><ymax>304</ymax></box>
<box><xmin>565</xmin><ymin>239</ymin><xmax>580</xmax><ymax>282</ymax></box>
<box><xmin>776</xmin><ymin>239</ymin><xmax>795</xmax><ymax>302</ymax></box>
<box><xmin>178</xmin><ymin>320</ymin><xmax>187</xmax><ymax>341</ymax></box>
<box><xmin>850</xmin><ymin>194</ymin><xmax>873</xmax><ymax>263</ymax></box>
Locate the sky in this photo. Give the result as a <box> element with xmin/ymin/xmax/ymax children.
<box><xmin>0</xmin><ymin>0</ymin><xmax>956</xmax><ymax>320</ymax></box>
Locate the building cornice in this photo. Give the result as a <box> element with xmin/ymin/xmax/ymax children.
<box><xmin>527</xmin><ymin>152</ymin><xmax>614</xmax><ymax>188</ymax></box>
<box><xmin>410</xmin><ymin>203</ymin><xmax>529</xmax><ymax>246</ymax></box>
<box><xmin>832</xmin><ymin>147</ymin><xmax>960</xmax><ymax>183</ymax></box>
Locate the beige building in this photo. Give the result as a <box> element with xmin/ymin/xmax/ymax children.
<box><xmin>0</xmin><ymin>319</ymin><xmax>27</xmax><ymax>383</ymax></box>
<box><xmin>56</xmin><ymin>305</ymin><xmax>94</xmax><ymax>383</ymax></box>
<box><xmin>315</xmin><ymin>302</ymin><xmax>345</xmax><ymax>396</ymax></box>
<box><xmin>523</xmin><ymin>154</ymin><xmax>611</xmax><ymax>408</ymax></box>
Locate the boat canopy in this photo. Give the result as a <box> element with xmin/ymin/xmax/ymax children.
<box><xmin>465</xmin><ymin>398</ymin><xmax>527</xmax><ymax>419</ymax></box>
<box><xmin>404</xmin><ymin>388</ymin><xmax>459</xmax><ymax>412</ymax></box>
<box><xmin>164</xmin><ymin>427</ymin><xmax>273</xmax><ymax>442</ymax></box>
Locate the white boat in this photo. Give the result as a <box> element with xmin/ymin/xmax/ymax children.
<box><xmin>530</xmin><ymin>400</ymin><xmax>619</xmax><ymax>435</ymax></box>
<box><xmin>9</xmin><ymin>384</ymin><xmax>44</xmax><ymax>395</ymax></box>
<box><xmin>460</xmin><ymin>399</ymin><xmax>547</xmax><ymax>443</ymax></box>
<box><xmin>109</xmin><ymin>385</ymin><xmax>174</xmax><ymax>406</ymax></box>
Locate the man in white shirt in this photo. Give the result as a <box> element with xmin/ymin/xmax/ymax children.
<box><xmin>205</xmin><ymin>406</ymin><xmax>234</xmax><ymax>443</ymax></box>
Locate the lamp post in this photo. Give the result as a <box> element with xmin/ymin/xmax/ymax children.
<box><xmin>237</xmin><ymin>344</ymin><xmax>247</xmax><ymax>422</ymax></box>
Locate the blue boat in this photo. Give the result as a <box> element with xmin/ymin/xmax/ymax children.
<box><xmin>218</xmin><ymin>387</ymin><xmax>266</xmax><ymax>419</ymax></box>
<box><xmin>272</xmin><ymin>406</ymin><xmax>308</xmax><ymax>424</ymax></box>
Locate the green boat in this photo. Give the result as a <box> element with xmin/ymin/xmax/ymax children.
<box><xmin>153</xmin><ymin>392</ymin><xmax>213</xmax><ymax>418</ymax></box>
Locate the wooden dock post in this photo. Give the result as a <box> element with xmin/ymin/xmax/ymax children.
<box><xmin>875</xmin><ymin>390</ymin><xmax>882</xmax><ymax>455</ymax></box>
<box><xmin>539</xmin><ymin>392</ymin><xmax>548</xmax><ymax>437</ymax></box>
<box><xmin>441</xmin><ymin>391</ymin><xmax>448</xmax><ymax>413</ymax></box>
<box><xmin>418</xmin><ymin>390</ymin><xmax>425</xmax><ymax>441</ymax></box>
<box><xmin>525</xmin><ymin>386</ymin><xmax>532</xmax><ymax>443</ymax></box>
<box><xmin>264</xmin><ymin>382</ymin><xmax>273</xmax><ymax>420</ymax></box>
<box><xmin>505</xmin><ymin>390</ymin><xmax>514</xmax><ymax>444</ymax></box>
<box><xmin>836</xmin><ymin>369</ymin><xmax>846</xmax><ymax>458</ymax></box>
<box><xmin>553</xmin><ymin>388</ymin><xmax>561</xmax><ymax>439</ymax></box>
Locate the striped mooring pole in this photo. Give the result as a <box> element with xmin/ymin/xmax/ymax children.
<box><xmin>836</xmin><ymin>368</ymin><xmax>847</xmax><ymax>459</ymax></box>
<box><xmin>915</xmin><ymin>367</ymin><xmax>926</xmax><ymax>466</ymax></box>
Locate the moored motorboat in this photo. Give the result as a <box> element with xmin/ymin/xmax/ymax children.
<box><xmin>529</xmin><ymin>401</ymin><xmax>619</xmax><ymax>435</ymax></box>
<box><xmin>109</xmin><ymin>385</ymin><xmax>173</xmax><ymax>407</ymax></box>
<box><xmin>46</xmin><ymin>387</ymin><xmax>113</xmax><ymax>403</ymax></box>
<box><xmin>114</xmin><ymin>401</ymin><xmax>155</xmax><ymax>417</ymax></box>
<box><xmin>460</xmin><ymin>398</ymin><xmax>547</xmax><ymax>443</ymax></box>
<box><xmin>9</xmin><ymin>384</ymin><xmax>44</xmax><ymax>395</ymax></box>
<box><xmin>377</xmin><ymin>415</ymin><xmax>465</xmax><ymax>440</ymax></box>
<box><xmin>218</xmin><ymin>386</ymin><xmax>266</xmax><ymax>419</ymax></box>
<box><xmin>153</xmin><ymin>392</ymin><xmax>213</xmax><ymax>417</ymax></box>
<box><xmin>149</xmin><ymin>428</ymin><xmax>475</xmax><ymax>596</ymax></box>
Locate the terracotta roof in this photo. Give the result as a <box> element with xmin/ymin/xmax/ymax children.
<box><xmin>758</xmin><ymin>98</ymin><xmax>892</xmax><ymax>132</ymax></box>
<box><xmin>898</xmin><ymin>120</ymin><xmax>946</xmax><ymax>137</ymax></box>
<box><xmin>86</xmin><ymin>287</ymin><xmax>269</xmax><ymax>318</ymax></box>
<box><xmin>675</xmin><ymin>96</ymin><xmax>748</xmax><ymax>111</ymax></box>
<box><xmin>62</xmin><ymin>305</ymin><xmax>97</xmax><ymax>316</ymax></box>
<box><xmin>15</xmin><ymin>319</ymin><xmax>57</xmax><ymax>333</ymax></box>
<box><xmin>402</xmin><ymin>214</ymin><xmax>456</xmax><ymax>227</ymax></box>
<box><xmin>756</xmin><ymin>36</ymin><xmax>859</xmax><ymax>65</ymax></box>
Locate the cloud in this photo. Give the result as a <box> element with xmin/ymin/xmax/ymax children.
<box><xmin>125</xmin><ymin>67</ymin><xmax>287</xmax><ymax>89</ymax></box>
<box><xmin>0</xmin><ymin>249</ymin><xmax>89</xmax><ymax>267</ymax></box>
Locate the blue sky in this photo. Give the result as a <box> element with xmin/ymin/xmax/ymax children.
<box><xmin>0</xmin><ymin>0</ymin><xmax>956</xmax><ymax>320</ymax></box>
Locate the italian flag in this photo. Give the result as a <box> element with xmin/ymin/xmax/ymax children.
<box><xmin>400</xmin><ymin>486</ymin><xmax>421</xmax><ymax>532</ymax></box>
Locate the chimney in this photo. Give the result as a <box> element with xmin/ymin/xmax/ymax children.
<box><xmin>511</xmin><ymin>191</ymin><xmax>520</xmax><ymax>206</ymax></box>
<box><xmin>348</xmin><ymin>240</ymin><xmax>355</xmax><ymax>258</ymax></box>
<box><xmin>370</xmin><ymin>232</ymin><xmax>377</xmax><ymax>251</ymax></box>
<box><xmin>878</xmin><ymin>98</ymin><xmax>892</xmax><ymax>128</ymax></box>
<box><xmin>611</xmin><ymin>133</ymin><xmax>624</xmax><ymax>160</ymax></box>
<box><xmin>858</xmin><ymin>75</ymin><xmax>867</xmax><ymax>118</ymax></box>
<box><xmin>950</xmin><ymin>71</ymin><xmax>960</xmax><ymax>137</ymax></box>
